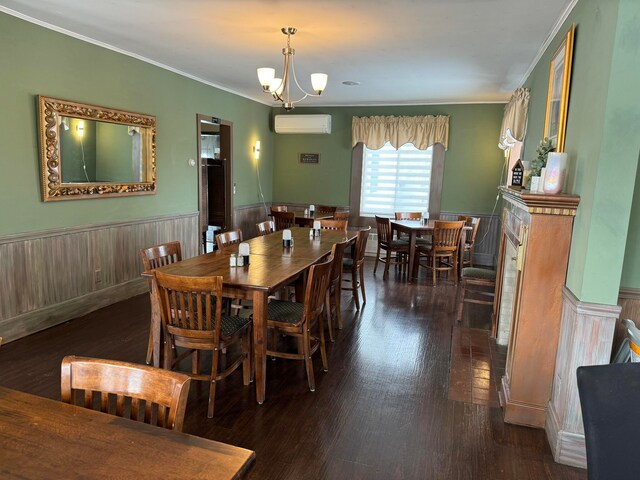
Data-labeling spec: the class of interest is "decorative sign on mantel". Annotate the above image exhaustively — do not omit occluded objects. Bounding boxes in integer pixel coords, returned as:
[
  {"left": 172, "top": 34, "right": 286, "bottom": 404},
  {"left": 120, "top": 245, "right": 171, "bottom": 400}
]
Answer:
[
  {"left": 299, "top": 153, "right": 320, "bottom": 164},
  {"left": 510, "top": 159, "right": 524, "bottom": 190}
]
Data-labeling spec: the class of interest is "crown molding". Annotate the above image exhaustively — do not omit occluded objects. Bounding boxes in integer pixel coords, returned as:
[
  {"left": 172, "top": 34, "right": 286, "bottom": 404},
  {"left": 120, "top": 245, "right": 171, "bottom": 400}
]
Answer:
[
  {"left": 0, "top": 6, "right": 273, "bottom": 107},
  {"left": 518, "top": 0, "right": 579, "bottom": 86}
]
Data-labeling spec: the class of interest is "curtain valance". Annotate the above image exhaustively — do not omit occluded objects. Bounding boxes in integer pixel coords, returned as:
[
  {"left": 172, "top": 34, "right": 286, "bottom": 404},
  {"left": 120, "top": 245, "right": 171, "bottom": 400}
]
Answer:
[
  {"left": 499, "top": 88, "right": 530, "bottom": 143},
  {"left": 352, "top": 115, "right": 449, "bottom": 150}
]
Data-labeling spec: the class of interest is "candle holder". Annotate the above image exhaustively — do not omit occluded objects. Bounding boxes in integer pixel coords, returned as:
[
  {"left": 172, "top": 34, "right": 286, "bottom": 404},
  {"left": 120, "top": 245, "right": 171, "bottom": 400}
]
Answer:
[
  {"left": 282, "top": 229, "right": 293, "bottom": 248},
  {"left": 238, "top": 242, "right": 250, "bottom": 265}
]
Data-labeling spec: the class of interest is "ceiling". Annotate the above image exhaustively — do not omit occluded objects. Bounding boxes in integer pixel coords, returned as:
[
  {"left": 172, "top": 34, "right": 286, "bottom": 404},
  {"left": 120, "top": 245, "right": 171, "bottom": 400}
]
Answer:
[{"left": 1, "top": 0, "right": 575, "bottom": 107}]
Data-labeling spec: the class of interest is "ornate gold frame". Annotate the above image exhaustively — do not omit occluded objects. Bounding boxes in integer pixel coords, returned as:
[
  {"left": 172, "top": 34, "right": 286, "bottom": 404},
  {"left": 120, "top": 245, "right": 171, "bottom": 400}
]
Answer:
[
  {"left": 543, "top": 24, "right": 575, "bottom": 152},
  {"left": 38, "top": 96, "right": 157, "bottom": 201}
]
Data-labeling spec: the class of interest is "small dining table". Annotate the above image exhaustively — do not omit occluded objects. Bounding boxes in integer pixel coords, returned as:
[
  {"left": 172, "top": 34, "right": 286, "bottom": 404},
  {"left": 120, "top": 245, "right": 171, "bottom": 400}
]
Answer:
[
  {"left": 391, "top": 219, "right": 471, "bottom": 282},
  {"left": 291, "top": 211, "right": 333, "bottom": 227},
  {"left": 147, "top": 228, "right": 358, "bottom": 405},
  {"left": 0, "top": 386, "right": 255, "bottom": 479}
]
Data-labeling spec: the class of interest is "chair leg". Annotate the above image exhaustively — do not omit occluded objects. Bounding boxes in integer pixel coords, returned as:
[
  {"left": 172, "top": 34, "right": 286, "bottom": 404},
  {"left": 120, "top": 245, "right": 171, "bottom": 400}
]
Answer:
[
  {"left": 318, "top": 312, "right": 329, "bottom": 372},
  {"left": 373, "top": 244, "right": 381, "bottom": 274},
  {"left": 303, "top": 326, "right": 316, "bottom": 392},
  {"left": 325, "top": 292, "right": 334, "bottom": 342},
  {"left": 456, "top": 280, "right": 465, "bottom": 323},
  {"left": 470, "top": 246, "right": 475, "bottom": 268},
  {"left": 352, "top": 268, "right": 360, "bottom": 311},
  {"left": 383, "top": 248, "right": 391, "bottom": 278},
  {"left": 359, "top": 265, "right": 367, "bottom": 306},
  {"left": 208, "top": 348, "right": 220, "bottom": 418},
  {"left": 192, "top": 350, "right": 201, "bottom": 375},
  {"left": 335, "top": 285, "right": 343, "bottom": 330},
  {"left": 271, "top": 328, "right": 278, "bottom": 359},
  {"left": 242, "top": 327, "right": 252, "bottom": 385},
  {"left": 145, "top": 324, "right": 154, "bottom": 365},
  {"left": 432, "top": 255, "right": 437, "bottom": 286}
]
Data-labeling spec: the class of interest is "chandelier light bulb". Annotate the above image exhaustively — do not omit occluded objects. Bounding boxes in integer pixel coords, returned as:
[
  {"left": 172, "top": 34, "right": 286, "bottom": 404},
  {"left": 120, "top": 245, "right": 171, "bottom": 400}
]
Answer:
[
  {"left": 257, "top": 67, "right": 275, "bottom": 91},
  {"left": 311, "top": 73, "right": 328, "bottom": 95}
]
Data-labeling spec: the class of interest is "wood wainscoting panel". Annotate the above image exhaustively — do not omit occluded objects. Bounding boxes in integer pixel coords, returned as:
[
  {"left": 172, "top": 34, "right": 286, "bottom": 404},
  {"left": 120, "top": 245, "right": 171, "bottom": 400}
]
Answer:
[
  {"left": 545, "top": 286, "right": 620, "bottom": 469},
  {"left": 0, "top": 213, "right": 198, "bottom": 343},
  {"left": 440, "top": 211, "right": 500, "bottom": 267},
  {"left": 234, "top": 203, "right": 271, "bottom": 240}
]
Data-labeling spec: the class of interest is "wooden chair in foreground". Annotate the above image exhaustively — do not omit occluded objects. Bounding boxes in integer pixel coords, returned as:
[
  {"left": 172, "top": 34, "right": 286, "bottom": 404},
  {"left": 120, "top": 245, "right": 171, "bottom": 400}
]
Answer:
[
  {"left": 215, "top": 229, "right": 243, "bottom": 249},
  {"left": 326, "top": 240, "right": 349, "bottom": 341},
  {"left": 374, "top": 216, "right": 409, "bottom": 278},
  {"left": 342, "top": 227, "right": 371, "bottom": 310},
  {"left": 154, "top": 272, "right": 252, "bottom": 418},
  {"left": 333, "top": 211, "right": 349, "bottom": 221},
  {"left": 272, "top": 211, "right": 295, "bottom": 231},
  {"left": 256, "top": 220, "right": 275, "bottom": 236},
  {"left": 458, "top": 216, "right": 481, "bottom": 267},
  {"left": 265, "top": 256, "right": 334, "bottom": 391},
  {"left": 416, "top": 220, "right": 465, "bottom": 285},
  {"left": 316, "top": 205, "right": 337, "bottom": 216},
  {"left": 139, "top": 241, "right": 183, "bottom": 365},
  {"left": 319, "top": 219, "right": 348, "bottom": 231},
  {"left": 61, "top": 356, "right": 191, "bottom": 432},
  {"left": 456, "top": 267, "right": 496, "bottom": 324}
]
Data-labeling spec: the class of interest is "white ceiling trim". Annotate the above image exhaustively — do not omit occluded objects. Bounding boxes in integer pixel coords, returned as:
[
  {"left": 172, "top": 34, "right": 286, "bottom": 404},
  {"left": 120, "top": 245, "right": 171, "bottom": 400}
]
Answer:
[
  {"left": 0, "top": 5, "right": 273, "bottom": 108},
  {"left": 302, "top": 100, "right": 508, "bottom": 108},
  {"left": 518, "top": 0, "right": 579, "bottom": 86}
]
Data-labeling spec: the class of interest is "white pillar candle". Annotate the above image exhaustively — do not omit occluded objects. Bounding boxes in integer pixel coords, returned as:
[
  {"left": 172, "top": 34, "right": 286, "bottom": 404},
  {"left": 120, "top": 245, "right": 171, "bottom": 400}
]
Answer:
[
  {"left": 282, "top": 229, "right": 292, "bottom": 241},
  {"left": 313, "top": 221, "right": 321, "bottom": 230},
  {"left": 238, "top": 242, "right": 250, "bottom": 256}
]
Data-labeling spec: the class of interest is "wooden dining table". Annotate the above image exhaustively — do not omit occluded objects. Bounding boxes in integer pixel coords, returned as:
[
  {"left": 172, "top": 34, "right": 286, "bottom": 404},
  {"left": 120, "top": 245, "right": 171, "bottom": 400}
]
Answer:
[
  {"left": 391, "top": 219, "right": 471, "bottom": 282},
  {"left": 0, "top": 386, "right": 255, "bottom": 479},
  {"left": 291, "top": 210, "right": 333, "bottom": 227},
  {"left": 147, "top": 227, "right": 358, "bottom": 405}
]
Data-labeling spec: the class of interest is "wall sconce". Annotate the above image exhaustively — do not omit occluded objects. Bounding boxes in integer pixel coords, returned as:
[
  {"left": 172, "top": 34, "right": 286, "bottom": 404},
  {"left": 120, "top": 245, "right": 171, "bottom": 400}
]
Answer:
[
  {"left": 253, "top": 140, "right": 261, "bottom": 161},
  {"left": 77, "top": 120, "right": 85, "bottom": 138}
]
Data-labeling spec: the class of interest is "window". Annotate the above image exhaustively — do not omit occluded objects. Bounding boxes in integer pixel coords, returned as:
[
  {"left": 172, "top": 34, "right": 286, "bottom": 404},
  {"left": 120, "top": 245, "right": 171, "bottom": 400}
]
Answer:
[{"left": 359, "top": 142, "right": 433, "bottom": 217}]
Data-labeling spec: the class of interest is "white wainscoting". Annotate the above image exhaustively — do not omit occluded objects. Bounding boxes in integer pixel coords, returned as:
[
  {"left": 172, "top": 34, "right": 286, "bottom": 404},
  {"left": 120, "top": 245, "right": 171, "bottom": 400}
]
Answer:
[{"left": 0, "top": 213, "right": 199, "bottom": 343}]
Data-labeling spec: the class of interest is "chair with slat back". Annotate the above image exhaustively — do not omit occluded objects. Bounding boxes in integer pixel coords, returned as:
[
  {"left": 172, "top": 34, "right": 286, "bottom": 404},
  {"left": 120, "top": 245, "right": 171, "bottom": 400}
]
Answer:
[
  {"left": 256, "top": 220, "right": 275, "bottom": 236},
  {"left": 270, "top": 205, "right": 288, "bottom": 214},
  {"left": 417, "top": 220, "right": 465, "bottom": 285},
  {"left": 342, "top": 227, "right": 371, "bottom": 310},
  {"left": 61, "top": 356, "right": 191, "bottom": 432},
  {"left": 319, "top": 219, "right": 348, "bottom": 231},
  {"left": 459, "top": 217, "right": 481, "bottom": 267},
  {"left": 265, "top": 256, "right": 333, "bottom": 391},
  {"left": 395, "top": 212, "right": 422, "bottom": 221},
  {"left": 139, "top": 241, "right": 183, "bottom": 364},
  {"left": 215, "top": 229, "right": 243, "bottom": 249},
  {"left": 316, "top": 205, "right": 337, "bottom": 216},
  {"left": 373, "top": 216, "right": 409, "bottom": 278},
  {"left": 326, "top": 240, "right": 349, "bottom": 341},
  {"left": 154, "top": 272, "right": 252, "bottom": 418},
  {"left": 272, "top": 211, "right": 295, "bottom": 231},
  {"left": 333, "top": 211, "right": 349, "bottom": 221}
]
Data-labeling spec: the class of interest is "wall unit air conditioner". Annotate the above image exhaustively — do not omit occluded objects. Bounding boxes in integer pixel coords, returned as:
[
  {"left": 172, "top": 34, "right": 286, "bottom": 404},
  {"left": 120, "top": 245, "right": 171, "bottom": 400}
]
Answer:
[{"left": 274, "top": 114, "right": 332, "bottom": 134}]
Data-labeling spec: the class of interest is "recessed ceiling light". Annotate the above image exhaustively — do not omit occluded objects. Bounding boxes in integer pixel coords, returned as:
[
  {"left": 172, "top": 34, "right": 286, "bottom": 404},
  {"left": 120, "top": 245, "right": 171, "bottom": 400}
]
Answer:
[{"left": 342, "top": 81, "right": 361, "bottom": 86}]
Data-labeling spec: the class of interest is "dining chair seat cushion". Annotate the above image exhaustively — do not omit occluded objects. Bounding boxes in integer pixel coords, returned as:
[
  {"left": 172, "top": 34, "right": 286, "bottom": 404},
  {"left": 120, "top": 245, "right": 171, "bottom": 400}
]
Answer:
[
  {"left": 343, "top": 257, "right": 354, "bottom": 270},
  {"left": 267, "top": 300, "right": 304, "bottom": 325},
  {"left": 462, "top": 267, "right": 496, "bottom": 281},
  {"left": 383, "top": 240, "right": 410, "bottom": 248},
  {"left": 220, "top": 315, "right": 251, "bottom": 338},
  {"left": 415, "top": 237, "right": 431, "bottom": 244}
]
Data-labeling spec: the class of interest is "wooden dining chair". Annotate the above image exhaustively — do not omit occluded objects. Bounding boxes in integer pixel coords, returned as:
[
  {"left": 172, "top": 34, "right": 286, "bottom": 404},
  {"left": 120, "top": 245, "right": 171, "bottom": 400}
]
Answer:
[
  {"left": 458, "top": 216, "right": 481, "bottom": 267},
  {"left": 256, "top": 220, "right": 275, "bottom": 236},
  {"left": 373, "top": 216, "right": 409, "bottom": 278},
  {"left": 319, "top": 219, "right": 348, "bottom": 231},
  {"left": 394, "top": 212, "right": 422, "bottom": 221},
  {"left": 139, "top": 241, "right": 183, "bottom": 364},
  {"left": 272, "top": 211, "right": 295, "bottom": 231},
  {"left": 270, "top": 205, "right": 288, "bottom": 214},
  {"left": 416, "top": 220, "right": 465, "bottom": 285},
  {"left": 61, "top": 356, "right": 191, "bottom": 432},
  {"left": 215, "top": 229, "right": 243, "bottom": 249},
  {"left": 326, "top": 240, "right": 349, "bottom": 341},
  {"left": 265, "top": 256, "right": 334, "bottom": 392},
  {"left": 154, "top": 271, "right": 252, "bottom": 418},
  {"left": 316, "top": 205, "right": 337, "bottom": 216},
  {"left": 342, "top": 226, "right": 370, "bottom": 310},
  {"left": 333, "top": 211, "right": 349, "bottom": 221},
  {"left": 456, "top": 267, "right": 496, "bottom": 324}
]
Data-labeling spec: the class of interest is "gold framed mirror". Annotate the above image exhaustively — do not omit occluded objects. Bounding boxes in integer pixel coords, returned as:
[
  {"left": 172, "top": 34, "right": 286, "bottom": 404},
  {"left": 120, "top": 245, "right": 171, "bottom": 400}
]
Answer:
[{"left": 38, "top": 96, "right": 156, "bottom": 201}]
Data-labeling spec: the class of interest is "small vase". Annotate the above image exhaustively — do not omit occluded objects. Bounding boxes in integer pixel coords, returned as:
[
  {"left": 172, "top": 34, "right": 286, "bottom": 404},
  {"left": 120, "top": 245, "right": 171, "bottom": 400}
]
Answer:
[
  {"left": 543, "top": 152, "right": 568, "bottom": 194},
  {"left": 530, "top": 176, "right": 541, "bottom": 192}
]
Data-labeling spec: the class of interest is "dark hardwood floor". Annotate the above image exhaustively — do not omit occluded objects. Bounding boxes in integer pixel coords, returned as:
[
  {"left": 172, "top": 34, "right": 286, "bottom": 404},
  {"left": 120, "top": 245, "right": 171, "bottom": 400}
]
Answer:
[{"left": 0, "top": 260, "right": 586, "bottom": 480}]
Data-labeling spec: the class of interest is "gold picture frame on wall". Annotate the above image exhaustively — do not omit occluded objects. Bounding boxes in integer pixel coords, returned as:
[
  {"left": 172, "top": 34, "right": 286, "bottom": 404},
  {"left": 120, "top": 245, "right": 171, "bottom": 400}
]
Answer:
[
  {"left": 543, "top": 24, "right": 575, "bottom": 152},
  {"left": 38, "top": 96, "right": 157, "bottom": 201}
]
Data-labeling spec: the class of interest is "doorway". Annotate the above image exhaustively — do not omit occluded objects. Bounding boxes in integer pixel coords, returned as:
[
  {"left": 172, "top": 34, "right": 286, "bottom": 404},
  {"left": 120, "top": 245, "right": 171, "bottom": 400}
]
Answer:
[{"left": 196, "top": 114, "right": 233, "bottom": 253}]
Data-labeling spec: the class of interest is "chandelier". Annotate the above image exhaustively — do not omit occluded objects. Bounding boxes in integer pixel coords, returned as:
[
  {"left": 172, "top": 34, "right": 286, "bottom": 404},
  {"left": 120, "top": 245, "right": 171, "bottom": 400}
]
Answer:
[{"left": 256, "top": 27, "right": 328, "bottom": 111}]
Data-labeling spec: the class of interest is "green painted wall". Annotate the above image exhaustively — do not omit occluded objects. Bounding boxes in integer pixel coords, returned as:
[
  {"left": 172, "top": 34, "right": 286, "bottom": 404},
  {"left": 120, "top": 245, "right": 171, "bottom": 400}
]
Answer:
[
  {"left": 0, "top": 12, "right": 274, "bottom": 237},
  {"left": 272, "top": 104, "right": 505, "bottom": 213},
  {"left": 521, "top": 0, "right": 640, "bottom": 302}
]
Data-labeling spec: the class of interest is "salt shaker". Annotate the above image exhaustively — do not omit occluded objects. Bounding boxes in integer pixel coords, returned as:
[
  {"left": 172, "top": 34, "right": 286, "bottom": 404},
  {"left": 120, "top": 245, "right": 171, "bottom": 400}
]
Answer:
[{"left": 229, "top": 253, "right": 237, "bottom": 267}]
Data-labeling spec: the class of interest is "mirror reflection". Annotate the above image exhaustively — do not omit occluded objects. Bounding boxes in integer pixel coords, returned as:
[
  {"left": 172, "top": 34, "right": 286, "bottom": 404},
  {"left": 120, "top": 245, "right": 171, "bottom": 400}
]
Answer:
[{"left": 59, "top": 117, "right": 146, "bottom": 184}]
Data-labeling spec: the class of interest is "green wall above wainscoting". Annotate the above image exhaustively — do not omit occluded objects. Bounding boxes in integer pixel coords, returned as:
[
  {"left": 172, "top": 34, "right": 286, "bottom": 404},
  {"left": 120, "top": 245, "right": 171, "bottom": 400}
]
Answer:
[
  {"left": 272, "top": 104, "right": 505, "bottom": 214},
  {"left": 0, "top": 12, "right": 274, "bottom": 237}
]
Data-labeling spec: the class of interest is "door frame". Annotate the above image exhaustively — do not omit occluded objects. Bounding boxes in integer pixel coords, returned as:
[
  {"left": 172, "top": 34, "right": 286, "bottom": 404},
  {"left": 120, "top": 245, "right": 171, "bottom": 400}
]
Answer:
[{"left": 196, "top": 114, "right": 233, "bottom": 245}]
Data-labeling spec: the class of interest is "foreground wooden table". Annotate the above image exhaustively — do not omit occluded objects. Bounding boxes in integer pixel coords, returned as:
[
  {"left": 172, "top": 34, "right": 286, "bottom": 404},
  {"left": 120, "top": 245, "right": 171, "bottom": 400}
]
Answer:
[
  {"left": 150, "top": 228, "right": 357, "bottom": 404},
  {"left": 391, "top": 220, "right": 471, "bottom": 281},
  {"left": 0, "top": 386, "right": 255, "bottom": 479}
]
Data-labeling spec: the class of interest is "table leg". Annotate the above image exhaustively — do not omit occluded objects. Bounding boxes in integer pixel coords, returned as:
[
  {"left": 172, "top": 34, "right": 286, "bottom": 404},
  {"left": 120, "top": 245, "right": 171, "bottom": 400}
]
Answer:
[
  {"left": 149, "top": 279, "right": 162, "bottom": 369},
  {"left": 252, "top": 290, "right": 268, "bottom": 404},
  {"left": 408, "top": 231, "right": 418, "bottom": 282},
  {"left": 458, "top": 229, "right": 468, "bottom": 281}
]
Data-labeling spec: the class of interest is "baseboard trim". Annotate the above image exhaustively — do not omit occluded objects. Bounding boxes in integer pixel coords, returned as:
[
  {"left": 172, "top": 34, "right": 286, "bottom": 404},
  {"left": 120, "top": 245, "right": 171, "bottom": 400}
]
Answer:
[
  {"left": 619, "top": 287, "right": 640, "bottom": 300},
  {"left": 0, "top": 278, "right": 147, "bottom": 343},
  {"left": 546, "top": 400, "right": 586, "bottom": 468}
]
